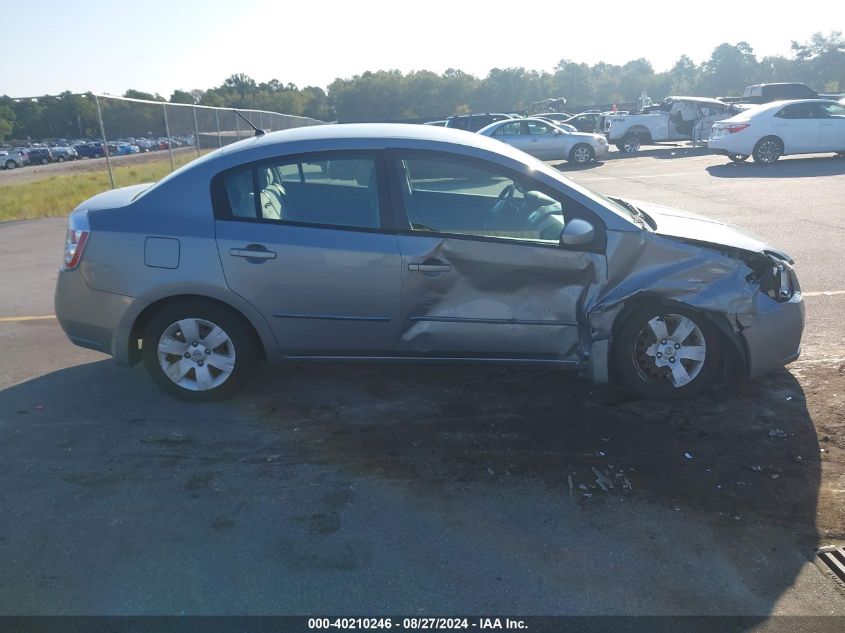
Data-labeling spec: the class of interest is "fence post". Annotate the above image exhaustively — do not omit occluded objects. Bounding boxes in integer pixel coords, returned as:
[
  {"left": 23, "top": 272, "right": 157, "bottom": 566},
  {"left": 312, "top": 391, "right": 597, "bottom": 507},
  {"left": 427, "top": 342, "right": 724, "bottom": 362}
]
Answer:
[
  {"left": 215, "top": 110, "right": 221, "bottom": 147},
  {"left": 162, "top": 103, "right": 175, "bottom": 172},
  {"left": 235, "top": 113, "right": 240, "bottom": 140},
  {"left": 193, "top": 106, "right": 201, "bottom": 157},
  {"left": 94, "top": 94, "right": 115, "bottom": 190}
]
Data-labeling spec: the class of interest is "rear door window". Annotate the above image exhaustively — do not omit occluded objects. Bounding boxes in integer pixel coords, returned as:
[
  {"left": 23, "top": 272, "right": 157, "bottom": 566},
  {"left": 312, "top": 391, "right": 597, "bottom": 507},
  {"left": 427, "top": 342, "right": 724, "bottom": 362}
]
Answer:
[{"left": 215, "top": 155, "right": 382, "bottom": 230}]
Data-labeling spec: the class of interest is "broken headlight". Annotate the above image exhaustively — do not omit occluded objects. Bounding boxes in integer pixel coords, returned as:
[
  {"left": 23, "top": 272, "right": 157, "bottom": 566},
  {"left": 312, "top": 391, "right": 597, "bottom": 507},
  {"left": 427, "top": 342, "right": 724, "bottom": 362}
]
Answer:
[{"left": 744, "top": 253, "right": 798, "bottom": 302}]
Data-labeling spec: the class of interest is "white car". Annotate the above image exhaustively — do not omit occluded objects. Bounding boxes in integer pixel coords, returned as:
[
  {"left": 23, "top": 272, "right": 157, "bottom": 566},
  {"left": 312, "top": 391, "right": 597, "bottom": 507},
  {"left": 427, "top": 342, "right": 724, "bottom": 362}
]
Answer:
[
  {"left": 478, "top": 118, "right": 609, "bottom": 164},
  {"left": 709, "top": 99, "right": 845, "bottom": 164}
]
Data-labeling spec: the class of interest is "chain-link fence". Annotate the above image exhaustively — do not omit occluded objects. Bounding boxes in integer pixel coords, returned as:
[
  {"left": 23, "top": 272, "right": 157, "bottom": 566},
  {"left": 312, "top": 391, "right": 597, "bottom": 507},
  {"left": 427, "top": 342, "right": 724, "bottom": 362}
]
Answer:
[{"left": 0, "top": 93, "right": 325, "bottom": 220}]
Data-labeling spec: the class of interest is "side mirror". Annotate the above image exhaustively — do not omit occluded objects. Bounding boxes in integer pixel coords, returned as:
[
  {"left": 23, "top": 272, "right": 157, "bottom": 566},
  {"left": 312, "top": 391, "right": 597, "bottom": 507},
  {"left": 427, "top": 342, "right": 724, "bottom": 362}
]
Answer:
[{"left": 560, "top": 218, "right": 595, "bottom": 247}]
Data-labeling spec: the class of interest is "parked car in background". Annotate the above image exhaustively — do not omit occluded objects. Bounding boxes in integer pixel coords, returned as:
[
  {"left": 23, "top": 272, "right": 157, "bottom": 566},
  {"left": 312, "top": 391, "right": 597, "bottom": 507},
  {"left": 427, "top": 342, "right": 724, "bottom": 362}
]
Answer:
[
  {"left": 478, "top": 117, "right": 608, "bottom": 164},
  {"left": 722, "top": 83, "right": 820, "bottom": 105},
  {"left": 0, "top": 150, "right": 25, "bottom": 169},
  {"left": 445, "top": 113, "right": 514, "bottom": 132},
  {"left": 135, "top": 138, "right": 156, "bottom": 151},
  {"left": 533, "top": 117, "right": 578, "bottom": 133},
  {"left": 604, "top": 97, "right": 741, "bottom": 151},
  {"left": 54, "top": 124, "right": 804, "bottom": 402},
  {"left": 74, "top": 143, "right": 106, "bottom": 159},
  {"left": 14, "top": 148, "right": 31, "bottom": 165},
  {"left": 709, "top": 99, "right": 845, "bottom": 164},
  {"left": 532, "top": 112, "right": 574, "bottom": 123},
  {"left": 50, "top": 146, "right": 78, "bottom": 162},
  {"left": 562, "top": 111, "right": 604, "bottom": 133},
  {"left": 27, "top": 148, "right": 54, "bottom": 165}
]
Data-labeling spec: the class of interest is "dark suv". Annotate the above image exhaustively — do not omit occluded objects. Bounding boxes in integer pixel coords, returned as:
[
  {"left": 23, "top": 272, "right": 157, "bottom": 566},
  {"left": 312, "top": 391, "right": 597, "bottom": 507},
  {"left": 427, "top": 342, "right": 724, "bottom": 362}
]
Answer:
[
  {"left": 444, "top": 113, "right": 514, "bottom": 132},
  {"left": 27, "top": 148, "right": 54, "bottom": 165},
  {"left": 74, "top": 143, "right": 106, "bottom": 159}
]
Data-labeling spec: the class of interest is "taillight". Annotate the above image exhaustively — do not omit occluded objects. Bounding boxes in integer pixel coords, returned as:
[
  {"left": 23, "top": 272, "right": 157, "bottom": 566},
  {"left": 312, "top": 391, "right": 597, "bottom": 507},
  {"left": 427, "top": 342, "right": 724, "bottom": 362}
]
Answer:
[
  {"left": 63, "top": 229, "right": 89, "bottom": 270},
  {"left": 726, "top": 123, "right": 750, "bottom": 134}
]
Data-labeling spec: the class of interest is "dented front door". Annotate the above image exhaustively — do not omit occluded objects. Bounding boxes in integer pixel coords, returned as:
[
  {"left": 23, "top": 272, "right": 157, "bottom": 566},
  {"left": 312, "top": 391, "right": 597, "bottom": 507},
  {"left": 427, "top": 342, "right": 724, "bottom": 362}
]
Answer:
[{"left": 395, "top": 234, "right": 601, "bottom": 361}]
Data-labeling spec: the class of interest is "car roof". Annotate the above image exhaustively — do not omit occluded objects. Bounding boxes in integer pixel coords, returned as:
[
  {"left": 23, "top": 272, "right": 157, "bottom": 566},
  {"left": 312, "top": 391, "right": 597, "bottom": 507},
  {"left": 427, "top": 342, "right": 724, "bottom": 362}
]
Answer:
[
  {"left": 664, "top": 96, "right": 728, "bottom": 105},
  {"left": 742, "top": 98, "right": 840, "bottom": 114},
  {"left": 219, "top": 123, "right": 531, "bottom": 158}
]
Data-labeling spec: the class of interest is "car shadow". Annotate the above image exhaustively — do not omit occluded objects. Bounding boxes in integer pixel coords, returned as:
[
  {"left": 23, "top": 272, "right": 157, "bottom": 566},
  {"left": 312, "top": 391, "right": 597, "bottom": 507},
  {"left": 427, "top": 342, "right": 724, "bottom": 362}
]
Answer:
[
  {"left": 605, "top": 146, "right": 711, "bottom": 161},
  {"left": 0, "top": 360, "right": 826, "bottom": 617},
  {"left": 707, "top": 155, "right": 845, "bottom": 178}
]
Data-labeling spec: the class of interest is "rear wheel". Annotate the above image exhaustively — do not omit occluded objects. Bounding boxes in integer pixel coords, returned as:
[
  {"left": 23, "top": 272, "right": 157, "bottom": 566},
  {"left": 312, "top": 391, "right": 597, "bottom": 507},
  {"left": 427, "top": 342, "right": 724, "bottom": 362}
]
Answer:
[
  {"left": 4, "top": 160, "right": 15, "bottom": 170},
  {"left": 56, "top": 156, "right": 65, "bottom": 162},
  {"left": 569, "top": 143, "right": 594, "bottom": 164},
  {"left": 612, "top": 304, "right": 722, "bottom": 400},
  {"left": 753, "top": 137, "right": 783, "bottom": 164},
  {"left": 620, "top": 132, "right": 643, "bottom": 153},
  {"left": 142, "top": 300, "right": 259, "bottom": 402},
  {"left": 727, "top": 154, "right": 749, "bottom": 163}
]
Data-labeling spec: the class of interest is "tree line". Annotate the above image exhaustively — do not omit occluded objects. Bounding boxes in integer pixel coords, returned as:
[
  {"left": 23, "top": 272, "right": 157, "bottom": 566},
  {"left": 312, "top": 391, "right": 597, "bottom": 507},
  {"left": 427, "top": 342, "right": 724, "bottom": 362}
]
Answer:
[{"left": 1, "top": 32, "right": 843, "bottom": 141}]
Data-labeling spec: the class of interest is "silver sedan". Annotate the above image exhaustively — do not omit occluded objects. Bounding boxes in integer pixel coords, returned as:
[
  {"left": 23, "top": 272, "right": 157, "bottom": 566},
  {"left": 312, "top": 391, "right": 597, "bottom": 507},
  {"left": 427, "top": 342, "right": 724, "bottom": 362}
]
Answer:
[
  {"left": 55, "top": 124, "right": 803, "bottom": 402},
  {"left": 478, "top": 117, "right": 609, "bottom": 164}
]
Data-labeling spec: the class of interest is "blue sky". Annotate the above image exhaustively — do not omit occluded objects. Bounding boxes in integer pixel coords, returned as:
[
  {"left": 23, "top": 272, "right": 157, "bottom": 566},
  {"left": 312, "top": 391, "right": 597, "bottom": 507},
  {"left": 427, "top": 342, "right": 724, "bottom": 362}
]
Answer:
[{"left": 2, "top": 0, "right": 840, "bottom": 97}]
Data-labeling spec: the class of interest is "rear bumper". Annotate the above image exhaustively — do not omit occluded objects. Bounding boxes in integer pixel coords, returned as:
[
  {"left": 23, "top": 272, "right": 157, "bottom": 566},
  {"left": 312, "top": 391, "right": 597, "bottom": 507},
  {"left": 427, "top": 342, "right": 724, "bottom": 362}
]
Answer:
[
  {"left": 741, "top": 291, "right": 805, "bottom": 379},
  {"left": 54, "top": 268, "right": 142, "bottom": 363}
]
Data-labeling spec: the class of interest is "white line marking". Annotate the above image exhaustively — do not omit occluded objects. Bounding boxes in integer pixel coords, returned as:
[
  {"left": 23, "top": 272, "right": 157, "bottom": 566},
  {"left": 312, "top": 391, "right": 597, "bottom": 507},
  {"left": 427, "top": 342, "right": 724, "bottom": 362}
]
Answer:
[{"left": 570, "top": 171, "right": 707, "bottom": 182}]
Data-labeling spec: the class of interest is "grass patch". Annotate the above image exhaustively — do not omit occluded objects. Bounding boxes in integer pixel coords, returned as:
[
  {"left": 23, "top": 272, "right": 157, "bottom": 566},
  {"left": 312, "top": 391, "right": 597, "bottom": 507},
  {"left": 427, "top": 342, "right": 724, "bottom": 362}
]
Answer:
[{"left": 0, "top": 153, "right": 202, "bottom": 222}]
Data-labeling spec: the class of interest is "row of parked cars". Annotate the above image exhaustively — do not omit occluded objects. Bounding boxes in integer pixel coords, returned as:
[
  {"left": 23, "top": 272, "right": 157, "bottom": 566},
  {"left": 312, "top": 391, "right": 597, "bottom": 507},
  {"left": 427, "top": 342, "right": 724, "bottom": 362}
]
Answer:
[
  {"left": 0, "top": 135, "right": 196, "bottom": 170},
  {"left": 425, "top": 83, "right": 845, "bottom": 165}
]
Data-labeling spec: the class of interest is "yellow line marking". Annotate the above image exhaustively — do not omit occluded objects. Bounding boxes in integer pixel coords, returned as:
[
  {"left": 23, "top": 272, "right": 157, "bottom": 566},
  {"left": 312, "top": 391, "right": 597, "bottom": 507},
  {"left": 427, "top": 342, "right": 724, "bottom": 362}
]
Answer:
[
  {"left": 804, "top": 290, "right": 845, "bottom": 297},
  {"left": 0, "top": 291, "right": 841, "bottom": 323},
  {"left": 0, "top": 315, "right": 56, "bottom": 323}
]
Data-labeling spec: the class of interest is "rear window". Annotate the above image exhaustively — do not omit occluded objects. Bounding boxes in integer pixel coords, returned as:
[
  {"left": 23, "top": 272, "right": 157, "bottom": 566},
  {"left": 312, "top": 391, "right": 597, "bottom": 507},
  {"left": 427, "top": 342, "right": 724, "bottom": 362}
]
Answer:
[{"left": 213, "top": 155, "right": 382, "bottom": 230}]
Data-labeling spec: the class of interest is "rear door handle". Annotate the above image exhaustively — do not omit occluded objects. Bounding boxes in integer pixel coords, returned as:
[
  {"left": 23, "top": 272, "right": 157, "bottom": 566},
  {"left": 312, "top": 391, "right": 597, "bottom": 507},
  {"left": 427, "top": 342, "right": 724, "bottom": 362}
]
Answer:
[
  {"left": 409, "top": 262, "right": 451, "bottom": 273},
  {"left": 230, "top": 247, "right": 276, "bottom": 260}
]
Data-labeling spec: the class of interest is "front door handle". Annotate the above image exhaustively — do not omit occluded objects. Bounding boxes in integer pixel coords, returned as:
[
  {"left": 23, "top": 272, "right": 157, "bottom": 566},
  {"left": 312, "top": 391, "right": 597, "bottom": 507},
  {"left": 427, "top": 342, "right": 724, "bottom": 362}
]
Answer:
[{"left": 409, "top": 261, "right": 451, "bottom": 273}]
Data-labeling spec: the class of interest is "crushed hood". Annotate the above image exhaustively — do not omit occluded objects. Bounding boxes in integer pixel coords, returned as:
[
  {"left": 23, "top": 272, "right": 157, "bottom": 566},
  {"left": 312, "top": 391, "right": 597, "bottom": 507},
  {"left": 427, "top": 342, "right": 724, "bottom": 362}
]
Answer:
[{"left": 621, "top": 198, "right": 793, "bottom": 263}]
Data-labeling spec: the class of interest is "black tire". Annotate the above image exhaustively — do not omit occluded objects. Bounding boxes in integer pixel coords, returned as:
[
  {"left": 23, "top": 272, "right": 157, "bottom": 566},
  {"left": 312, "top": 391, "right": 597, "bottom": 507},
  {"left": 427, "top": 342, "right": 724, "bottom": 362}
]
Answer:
[
  {"left": 727, "top": 154, "right": 749, "bottom": 163},
  {"left": 40, "top": 158, "right": 48, "bottom": 165},
  {"left": 4, "top": 160, "right": 15, "bottom": 170},
  {"left": 611, "top": 303, "right": 722, "bottom": 400},
  {"left": 569, "top": 143, "right": 595, "bottom": 164},
  {"left": 752, "top": 136, "right": 783, "bottom": 164},
  {"left": 621, "top": 132, "right": 643, "bottom": 153},
  {"left": 142, "top": 299, "right": 259, "bottom": 402},
  {"left": 57, "top": 156, "right": 65, "bottom": 162}
]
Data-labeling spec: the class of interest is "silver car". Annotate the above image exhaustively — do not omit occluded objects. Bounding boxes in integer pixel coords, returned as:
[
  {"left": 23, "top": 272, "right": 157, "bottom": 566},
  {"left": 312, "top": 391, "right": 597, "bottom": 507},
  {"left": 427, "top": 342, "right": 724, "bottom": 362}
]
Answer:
[
  {"left": 478, "top": 118, "right": 609, "bottom": 164},
  {"left": 55, "top": 124, "right": 804, "bottom": 402}
]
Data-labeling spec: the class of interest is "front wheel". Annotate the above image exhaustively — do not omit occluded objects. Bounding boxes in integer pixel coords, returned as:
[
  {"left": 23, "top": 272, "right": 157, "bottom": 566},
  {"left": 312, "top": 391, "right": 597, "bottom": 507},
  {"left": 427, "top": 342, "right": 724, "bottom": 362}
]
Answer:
[
  {"left": 4, "top": 160, "right": 15, "bottom": 170},
  {"left": 612, "top": 304, "right": 722, "bottom": 400},
  {"left": 569, "top": 143, "right": 594, "bottom": 164},
  {"left": 142, "top": 300, "right": 259, "bottom": 402},
  {"left": 727, "top": 154, "right": 749, "bottom": 163}
]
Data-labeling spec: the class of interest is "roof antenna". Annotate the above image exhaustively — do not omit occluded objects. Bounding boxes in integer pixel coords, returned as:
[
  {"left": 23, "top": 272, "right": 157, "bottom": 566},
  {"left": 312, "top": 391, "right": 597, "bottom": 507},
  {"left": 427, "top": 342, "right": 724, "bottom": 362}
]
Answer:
[{"left": 233, "top": 110, "right": 265, "bottom": 137}]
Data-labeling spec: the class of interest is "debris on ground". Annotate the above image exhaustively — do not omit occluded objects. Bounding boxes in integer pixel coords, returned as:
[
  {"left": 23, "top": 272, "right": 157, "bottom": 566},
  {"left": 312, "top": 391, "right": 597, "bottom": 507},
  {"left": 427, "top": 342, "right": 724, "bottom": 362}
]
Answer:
[
  {"left": 769, "top": 429, "right": 788, "bottom": 438},
  {"left": 568, "top": 475, "right": 573, "bottom": 497},
  {"left": 684, "top": 452, "right": 693, "bottom": 459}
]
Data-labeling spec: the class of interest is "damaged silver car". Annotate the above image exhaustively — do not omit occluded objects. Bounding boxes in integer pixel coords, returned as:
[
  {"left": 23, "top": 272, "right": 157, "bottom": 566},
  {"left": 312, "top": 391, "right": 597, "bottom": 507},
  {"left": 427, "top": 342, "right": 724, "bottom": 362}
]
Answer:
[{"left": 55, "top": 124, "right": 804, "bottom": 401}]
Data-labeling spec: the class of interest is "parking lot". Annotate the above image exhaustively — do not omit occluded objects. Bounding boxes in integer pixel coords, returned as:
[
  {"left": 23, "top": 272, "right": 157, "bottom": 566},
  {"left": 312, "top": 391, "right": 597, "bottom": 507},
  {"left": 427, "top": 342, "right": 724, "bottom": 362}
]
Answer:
[{"left": 0, "top": 150, "right": 844, "bottom": 617}]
